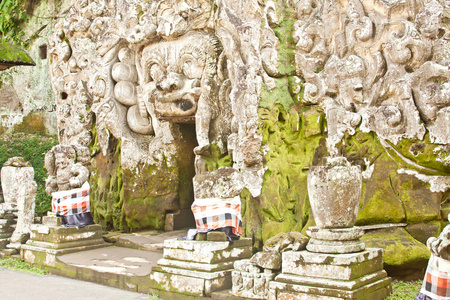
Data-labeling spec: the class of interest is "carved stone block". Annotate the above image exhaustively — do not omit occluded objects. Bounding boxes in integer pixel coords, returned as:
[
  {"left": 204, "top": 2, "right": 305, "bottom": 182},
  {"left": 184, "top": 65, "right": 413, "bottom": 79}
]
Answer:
[
  {"left": 150, "top": 238, "right": 252, "bottom": 297},
  {"left": 268, "top": 249, "right": 392, "bottom": 300}
]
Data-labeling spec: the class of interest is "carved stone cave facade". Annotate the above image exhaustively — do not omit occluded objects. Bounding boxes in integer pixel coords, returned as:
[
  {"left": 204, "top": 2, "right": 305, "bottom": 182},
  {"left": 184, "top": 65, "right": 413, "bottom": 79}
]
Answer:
[{"left": 48, "top": 0, "right": 450, "bottom": 250}]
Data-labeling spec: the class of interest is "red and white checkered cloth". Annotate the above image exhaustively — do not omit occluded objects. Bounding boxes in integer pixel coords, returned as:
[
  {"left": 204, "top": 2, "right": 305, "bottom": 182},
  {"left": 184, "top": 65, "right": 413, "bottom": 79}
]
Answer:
[
  {"left": 51, "top": 182, "right": 90, "bottom": 217},
  {"left": 191, "top": 196, "right": 243, "bottom": 236},
  {"left": 420, "top": 254, "right": 450, "bottom": 300}
]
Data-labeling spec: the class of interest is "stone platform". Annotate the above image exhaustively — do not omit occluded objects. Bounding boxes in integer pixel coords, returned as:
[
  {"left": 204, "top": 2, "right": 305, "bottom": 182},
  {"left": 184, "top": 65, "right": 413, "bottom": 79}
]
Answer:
[
  {"left": 21, "top": 229, "right": 187, "bottom": 294},
  {"left": 21, "top": 223, "right": 109, "bottom": 267},
  {"left": 150, "top": 238, "right": 253, "bottom": 297},
  {"left": 268, "top": 249, "right": 392, "bottom": 299}
]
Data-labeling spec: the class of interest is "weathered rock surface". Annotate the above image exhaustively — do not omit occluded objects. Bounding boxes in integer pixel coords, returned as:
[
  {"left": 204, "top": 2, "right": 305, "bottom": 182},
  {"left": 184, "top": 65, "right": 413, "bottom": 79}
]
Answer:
[
  {"left": 361, "top": 227, "right": 431, "bottom": 280},
  {"left": 37, "top": 0, "right": 450, "bottom": 253},
  {"left": 1, "top": 157, "right": 37, "bottom": 248},
  {"left": 263, "top": 232, "right": 308, "bottom": 253}
]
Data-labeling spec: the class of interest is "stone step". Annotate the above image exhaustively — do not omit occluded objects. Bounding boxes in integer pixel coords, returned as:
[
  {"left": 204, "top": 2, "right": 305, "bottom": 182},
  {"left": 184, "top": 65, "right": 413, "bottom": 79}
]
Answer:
[
  {"left": 49, "top": 246, "right": 164, "bottom": 294},
  {"left": 211, "top": 289, "right": 248, "bottom": 299},
  {"left": 111, "top": 229, "right": 189, "bottom": 253}
]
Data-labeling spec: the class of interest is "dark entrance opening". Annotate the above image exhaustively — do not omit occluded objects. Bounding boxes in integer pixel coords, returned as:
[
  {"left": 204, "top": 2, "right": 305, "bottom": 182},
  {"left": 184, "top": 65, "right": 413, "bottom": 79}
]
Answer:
[{"left": 165, "top": 122, "right": 197, "bottom": 231}]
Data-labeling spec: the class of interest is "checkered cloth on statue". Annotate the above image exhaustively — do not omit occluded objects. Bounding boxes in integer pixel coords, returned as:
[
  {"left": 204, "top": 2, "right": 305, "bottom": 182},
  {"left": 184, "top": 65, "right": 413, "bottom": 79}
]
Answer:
[
  {"left": 51, "top": 181, "right": 91, "bottom": 217},
  {"left": 191, "top": 196, "right": 243, "bottom": 237},
  {"left": 416, "top": 254, "right": 450, "bottom": 300}
]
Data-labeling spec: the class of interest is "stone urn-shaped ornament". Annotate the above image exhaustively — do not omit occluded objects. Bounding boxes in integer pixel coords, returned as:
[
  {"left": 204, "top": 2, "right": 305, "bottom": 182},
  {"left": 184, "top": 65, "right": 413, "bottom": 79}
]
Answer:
[{"left": 306, "top": 156, "right": 365, "bottom": 254}]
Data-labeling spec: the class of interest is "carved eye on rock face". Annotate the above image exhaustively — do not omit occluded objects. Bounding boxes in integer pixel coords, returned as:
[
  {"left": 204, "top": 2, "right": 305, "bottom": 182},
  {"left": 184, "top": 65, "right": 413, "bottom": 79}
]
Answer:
[
  {"left": 149, "top": 64, "right": 165, "bottom": 82},
  {"left": 182, "top": 59, "right": 204, "bottom": 79}
]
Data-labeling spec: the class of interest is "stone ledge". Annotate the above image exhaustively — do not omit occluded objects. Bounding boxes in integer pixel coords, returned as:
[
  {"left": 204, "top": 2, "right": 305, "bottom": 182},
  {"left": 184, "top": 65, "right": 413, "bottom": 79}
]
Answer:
[
  {"left": 157, "top": 257, "right": 234, "bottom": 272},
  {"left": 150, "top": 269, "right": 232, "bottom": 297},
  {"left": 268, "top": 277, "right": 392, "bottom": 300},
  {"left": 274, "top": 270, "right": 388, "bottom": 291},
  {"left": 282, "top": 249, "right": 384, "bottom": 281},
  {"left": 21, "top": 241, "right": 111, "bottom": 256},
  {"left": 25, "top": 237, "right": 108, "bottom": 250},
  {"left": 163, "top": 237, "right": 252, "bottom": 251}
]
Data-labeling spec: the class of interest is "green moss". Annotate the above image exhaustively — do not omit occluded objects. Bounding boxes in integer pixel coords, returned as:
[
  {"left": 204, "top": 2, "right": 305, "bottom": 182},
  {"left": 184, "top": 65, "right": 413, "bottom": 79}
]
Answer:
[
  {"left": 0, "top": 258, "right": 47, "bottom": 275},
  {"left": 256, "top": 102, "right": 326, "bottom": 246},
  {"left": 388, "top": 280, "right": 423, "bottom": 300},
  {"left": 260, "top": 78, "right": 295, "bottom": 111},
  {"left": 0, "top": 0, "right": 29, "bottom": 46},
  {"left": 89, "top": 130, "right": 127, "bottom": 231},
  {"left": 201, "top": 144, "right": 232, "bottom": 172},
  {"left": 361, "top": 228, "right": 430, "bottom": 268},
  {"left": 356, "top": 153, "right": 407, "bottom": 225},
  {"left": 0, "top": 40, "right": 34, "bottom": 65},
  {"left": 383, "top": 133, "right": 449, "bottom": 175},
  {"left": 0, "top": 133, "right": 58, "bottom": 215},
  {"left": 271, "top": 0, "right": 296, "bottom": 76},
  {"left": 122, "top": 159, "right": 179, "bottom": 231},
  {"left": 13, "top": 113, "right": 46, "bottom": 134}
]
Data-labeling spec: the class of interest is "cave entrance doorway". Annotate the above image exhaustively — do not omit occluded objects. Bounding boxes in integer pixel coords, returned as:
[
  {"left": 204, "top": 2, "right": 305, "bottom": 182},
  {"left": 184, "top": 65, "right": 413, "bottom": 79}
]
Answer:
[{"left": 164, "top": 122, "right": 197, "bottom": 231}]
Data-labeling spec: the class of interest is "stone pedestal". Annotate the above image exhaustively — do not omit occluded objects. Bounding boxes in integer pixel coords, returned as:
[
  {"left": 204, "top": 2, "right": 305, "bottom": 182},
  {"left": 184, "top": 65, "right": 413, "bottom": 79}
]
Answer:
[
  {"left": 268, "top": 249, "right": 392, "bottom": 300},
  {"left": 232, "top": 262, "right": 277, "bottom": 299},
  {"left": 306, "top": 226, "right": 365, "bottom": 254},
  {"left": 21, "top": 216, "right": 109, "bottom": 267},
  {"left": 150, "top": 238, "right": 252, "bottom": 297},
  {"left": 0, "top": 207, "right": 17, "bottom": 250}
]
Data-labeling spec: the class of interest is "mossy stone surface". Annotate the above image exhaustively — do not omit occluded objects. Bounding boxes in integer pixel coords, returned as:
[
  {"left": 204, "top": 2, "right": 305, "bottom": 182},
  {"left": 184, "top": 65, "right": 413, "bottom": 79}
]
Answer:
[
  {"left": 394, "top": 172, "right": 442, "bottom": 222},
  {"left": 356, "top": 155, "right": 406, "bottom": 225},
  {"left": 0, "top": 40, "right": 35, "bottom": 67},
  {"left": 406, "top": 221, "right": 441, "bottom": 244},
  {"left": 361, "top": 227, "right": 430, "bottom": 279},
  {"left": 89, "top": 136, "right": 127, "bottom": 231},
  {"left": 13, "top": 113, "right": 47, "bottom": 134}
]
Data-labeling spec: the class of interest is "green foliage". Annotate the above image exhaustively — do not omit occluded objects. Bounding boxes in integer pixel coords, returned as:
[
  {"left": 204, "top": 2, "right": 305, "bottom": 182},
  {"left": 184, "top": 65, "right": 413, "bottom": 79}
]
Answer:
[
  {"left": 0, "top": 258, "right": 48, "bottom": 275},
  {"left": 0, "top": 0, "right": 29, "bottom": 46},
  {"left": 0, "top": 133, "right": 58, "bottom": 215},
  {"left": 387, "top": 280, "right": 423, "bottom": 300}
]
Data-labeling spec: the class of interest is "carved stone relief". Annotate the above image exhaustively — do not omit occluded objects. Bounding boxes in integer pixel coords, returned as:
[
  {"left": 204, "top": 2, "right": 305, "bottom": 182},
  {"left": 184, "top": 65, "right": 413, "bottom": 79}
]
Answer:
[{"left": 48, "top": 0, "right": 449, "bottom": 235}]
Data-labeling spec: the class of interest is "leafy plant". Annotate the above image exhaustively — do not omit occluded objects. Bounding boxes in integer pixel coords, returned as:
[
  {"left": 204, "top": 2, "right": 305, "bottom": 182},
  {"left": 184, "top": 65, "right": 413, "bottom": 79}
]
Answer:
[
  {"left": 387, "top": 280, "right": 423, "bottom": 300},
  {"left": 0, "top": 0, "right": 29, "bottom": 46},
  {"left": 0, "top": 133, "right": 58, "bottom": 216},
  {"left": 0, "top": 258, "right": 47, "bottom": 275}
]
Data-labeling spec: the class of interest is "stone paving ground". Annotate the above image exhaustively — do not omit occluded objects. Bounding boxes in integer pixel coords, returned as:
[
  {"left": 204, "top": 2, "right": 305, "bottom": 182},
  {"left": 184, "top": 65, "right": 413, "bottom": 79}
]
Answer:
[
  {"left": 0, "top": 267, "right": 151, "bottom": 300},
  {"left": 0, "top": 229, "right": 191, "bottom": 299}
]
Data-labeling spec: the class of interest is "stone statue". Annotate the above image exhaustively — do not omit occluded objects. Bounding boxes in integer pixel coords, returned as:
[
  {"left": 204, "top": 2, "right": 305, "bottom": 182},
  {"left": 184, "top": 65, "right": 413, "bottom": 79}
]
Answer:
[
  {"left": 45, "top": 145, "right": 90, "bottom": 195},
  {"left": 137, "top": 32, "right": 223, "bottom": 155},
  {"left": 0, "top": 157, "right": 37, "bottom": 250},
  {"left": 44, "top": 145, "right": 93, "bottom": 227}
]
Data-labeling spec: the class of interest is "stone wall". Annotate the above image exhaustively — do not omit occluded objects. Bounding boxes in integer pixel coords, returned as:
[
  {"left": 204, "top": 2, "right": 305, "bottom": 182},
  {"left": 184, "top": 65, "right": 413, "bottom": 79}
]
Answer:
[
  {"left": 42, "top": 0, "right": 450, "bottom": 251},
  {"left": 0, "top": 0, "right": 74, "bottom": 135}
]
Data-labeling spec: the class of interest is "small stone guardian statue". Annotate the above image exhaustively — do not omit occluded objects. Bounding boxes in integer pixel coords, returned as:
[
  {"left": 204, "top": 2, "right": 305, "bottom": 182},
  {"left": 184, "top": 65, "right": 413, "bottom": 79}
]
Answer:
[{"left": 45, "top": 145, "right": 94, "bottom": 227}]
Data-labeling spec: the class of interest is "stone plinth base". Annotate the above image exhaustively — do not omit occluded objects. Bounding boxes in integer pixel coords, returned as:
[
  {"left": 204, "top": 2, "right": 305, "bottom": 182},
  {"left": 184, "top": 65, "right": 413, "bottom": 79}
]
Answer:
[
  {"left": 150, "top": 238, "right": 252, "bottom": 297},
  {"left": 232, "top": 269, "right": 276, "bottom": 299},
  {"left": 21, "top": 224, "right": 109, "bottom": 267},
  {"left": 268, "top": 249, "right": 392, "bottom": 300}
]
